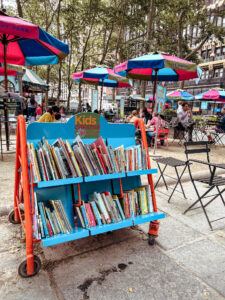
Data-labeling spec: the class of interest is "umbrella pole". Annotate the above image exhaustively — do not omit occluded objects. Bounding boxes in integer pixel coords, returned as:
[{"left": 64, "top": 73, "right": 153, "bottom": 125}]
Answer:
[
  {"left": 100, "top": 80, "right": 104, "bottom": 113},
  {"left": 152, "top": 69, "right": 159, "bottom": 154},
  {"left": 2, "top": 35, "right": 9, "bottom": 151},
  {"left": 152, "top": 68, "right": 158, "bottom": 112}
]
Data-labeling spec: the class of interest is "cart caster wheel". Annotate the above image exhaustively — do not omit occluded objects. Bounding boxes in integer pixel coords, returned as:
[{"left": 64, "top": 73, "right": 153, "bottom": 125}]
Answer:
[
  {"left": 148, "top": 234, "right": 156, "bottom": 246},
  {"left": 8, "top": 209, "right": 24, "bottom": 224},
  {"left": 18, "top": 255, "right": 41, "bottom": 278}
]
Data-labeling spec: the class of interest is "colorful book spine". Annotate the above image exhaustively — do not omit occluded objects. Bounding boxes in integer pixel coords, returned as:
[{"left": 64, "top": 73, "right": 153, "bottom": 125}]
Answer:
[
  {"left": 75, "top": 207, "right": 85, "bottom": 228},
  {"left": 39, "top": 215, "right": 45, "bottom": 238},
  {"left": 57, "top": 200, "right": 73, "bottom": 232},
  {"left": 38, "top": 202, "right": 49, "bottom": 238},
  {"left": 113, "top": 196, "right": 125, "bottom": 220},
  {"left": 53, "top": 210, "right": 63, "bottom": 233},
  {"left": 45, "top": 207, "right": 56, "bottom": 235},
  {"left": 94, "top": 192, "right": 111, "bottom": 223},
  {"left": 49, "top": 200, "right": 66, "bottom": 234},
  {"left": 80, "top": 204, "right": 90, "bottom": 228},
  {"left": 47, "top": 221, "right": 54, "bottom": 236},
  {"left": 85, "top": 203, "right": 96, "bottom": 227},
  {"left": 90, "top": 201, "right": 102, "bottom": 225}
]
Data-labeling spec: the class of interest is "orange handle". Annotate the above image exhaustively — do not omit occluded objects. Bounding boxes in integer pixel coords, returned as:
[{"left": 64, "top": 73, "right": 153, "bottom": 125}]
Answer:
[
  {"left": 134, "top": 119, "right": 158, "bottom": 212},
  {"left": 29, "top": 163, "right": 35, "bottom": 215}
]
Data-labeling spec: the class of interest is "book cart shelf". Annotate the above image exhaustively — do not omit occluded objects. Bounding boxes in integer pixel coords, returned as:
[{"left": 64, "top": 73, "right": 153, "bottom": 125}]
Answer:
[{"left": 10, "top": 113, "right": 165, "bottom": 277}]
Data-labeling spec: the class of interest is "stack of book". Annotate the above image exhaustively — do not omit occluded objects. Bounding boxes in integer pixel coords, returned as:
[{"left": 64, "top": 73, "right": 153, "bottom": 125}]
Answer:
[
  {"left": 27, "top": 136, "right": 147, "bottom": 182},
  {"left": 37, "top": 199, "right": 72, "bottom": 239},
  {"left": 75, "top": 186, "right": 153, "bottom": 229},
  {"left": 28, "top": 136, "right": 148, "bottom": 182}
]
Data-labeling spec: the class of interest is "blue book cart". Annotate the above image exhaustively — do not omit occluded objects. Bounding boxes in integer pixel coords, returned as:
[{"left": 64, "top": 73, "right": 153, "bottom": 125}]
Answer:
[{"left": 10, "top": 113, "right": 165, "bottom": 277}]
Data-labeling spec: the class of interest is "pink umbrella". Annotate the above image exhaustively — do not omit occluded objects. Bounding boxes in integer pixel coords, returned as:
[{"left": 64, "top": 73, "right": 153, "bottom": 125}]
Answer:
[
  {"left": 72, "top": 67, "right": 131, "bottom": 112},
  {"left": 0, "top": 12, "right": 69, "bottom": 91}
]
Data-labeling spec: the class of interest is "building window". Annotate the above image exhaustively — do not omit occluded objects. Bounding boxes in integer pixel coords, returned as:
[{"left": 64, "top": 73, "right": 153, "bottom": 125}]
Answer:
[
  {"left": 202, "top": 51, "right": 207, "bottom": 59},
  {"left": 219, "top": 68, "right": 224, "bottom": 78},
  {"left": 216, "top": 48, "right": 221, "bottom": 56},
  {"left": 222, "top": 47, "right": 225, "bottom": 56},
  {"left": 223, "top": 18, "right": 225, "bottom": 27},
  {"left": 208, "top": 49, "right": 212, "bottom": 58},
  {"left": 217, "top": 17, "right": 222, "bottom": 26},
  {"left": 205, "top": 70, "right": 209, "bottom": 79}
]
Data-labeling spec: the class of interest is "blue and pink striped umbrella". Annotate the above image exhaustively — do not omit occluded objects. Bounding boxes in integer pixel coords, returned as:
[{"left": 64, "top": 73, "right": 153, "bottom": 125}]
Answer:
[
  {"left": 114, "top": 52, "right": 198, "bottom": 81},
  {"left": 167, "top": 89, "right": 194, "bottom": 101},
  {"left": 72, "top": 67, "right": 131, "bottom": 88},
  {"left": 195, "top": 88, "right": 225, "bottom": 102},
  {"left": 0, "top": 12, "right": 69, "bottom": 91},
  {"left": 72, "top": 67, "right": 131, "bottom": 112}
]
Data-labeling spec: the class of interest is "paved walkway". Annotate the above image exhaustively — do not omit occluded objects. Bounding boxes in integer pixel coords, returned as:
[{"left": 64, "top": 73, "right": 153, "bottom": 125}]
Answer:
[{"left": 1, "top": 177, "right": 225, "bottom": 300}]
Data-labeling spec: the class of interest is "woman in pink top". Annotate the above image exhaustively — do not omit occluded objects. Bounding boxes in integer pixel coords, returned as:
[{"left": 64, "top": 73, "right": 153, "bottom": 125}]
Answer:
[
  {"left": 36, "top": 104, "right": 42, "bottom": 120},
  {"left": 145, "top": 113, "right": 165, "bottom": 146}
]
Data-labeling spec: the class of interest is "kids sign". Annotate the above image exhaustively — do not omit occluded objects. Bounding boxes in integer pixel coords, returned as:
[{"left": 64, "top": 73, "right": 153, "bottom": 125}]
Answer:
[{"left": 75, "top": 113, "right": 100, "bottom": 139}]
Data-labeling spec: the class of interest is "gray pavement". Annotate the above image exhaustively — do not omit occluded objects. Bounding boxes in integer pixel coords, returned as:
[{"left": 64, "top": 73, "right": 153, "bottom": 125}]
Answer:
[{"left": 1, "top": 178, "right": 225, "bottom": 299}]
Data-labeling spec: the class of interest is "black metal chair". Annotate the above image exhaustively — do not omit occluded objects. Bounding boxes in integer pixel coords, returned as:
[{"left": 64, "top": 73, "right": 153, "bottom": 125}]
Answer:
[{"left": 184, "top": 141, "right": 225, "bottom": 230}]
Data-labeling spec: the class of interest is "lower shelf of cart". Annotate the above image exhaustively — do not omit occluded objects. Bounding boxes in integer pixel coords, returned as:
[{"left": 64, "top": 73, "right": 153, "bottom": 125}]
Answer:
[
  {"left": 132, "top": 212, "right": 165, "bottom": 225},
  {"left": 42, "top": 227, "right": 89, "bottom": 247},
  {"left": 89, "top": 218, "right": 134, "bottom": 235},
  {"left": 41, "top": 212, "right": 165, "bottom": 247}
]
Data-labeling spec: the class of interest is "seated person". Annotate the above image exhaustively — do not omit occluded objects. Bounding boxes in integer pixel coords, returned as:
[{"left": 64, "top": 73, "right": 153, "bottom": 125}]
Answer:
[
  {"left": 177, "top": 101, "right": 183, "bottom": 114},
  {"left": 145, "top": 112, "right": 165, "bottom": 146},
  {"left": 38, "top": 106, "right": 59, "bottom": 123},
  {"left": 126, "top": 110, "right": 139, "bottom": 123},
  {"left": 206, "top": 107, "right": 225, "bottom": 143},
  {"left": 54, "top": 113, "right": 62, "bottom": 123},
  {"left": 177, "top": 103, "right": 193, "bottom": 142},
  {"left": 139, "top": 107, "right": 152, "bottom": 124},
  {"left": 135, "top": 107, "right": 152, "bottom": 143}
]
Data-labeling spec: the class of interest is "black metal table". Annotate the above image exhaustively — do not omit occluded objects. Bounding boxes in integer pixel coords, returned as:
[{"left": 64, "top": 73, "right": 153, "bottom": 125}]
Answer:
[{"left": 154, "top": 157, "right": 189, "bottom": 202}]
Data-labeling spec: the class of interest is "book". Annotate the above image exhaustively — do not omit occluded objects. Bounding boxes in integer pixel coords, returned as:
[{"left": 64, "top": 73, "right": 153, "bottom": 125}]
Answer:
[
  {"left": 89, "top": 201, "right": 102, "bottom": 225},
  {"left": 38, "top": 202, "right": 49, "bottom": 238},
  {"left": 80, "top": 203, "right": 90, "bottom": 228},
  {"left": 113, "top": 195, "right": 125, "bottom": 220},
  {"left": 66, "top": 140, "right": 82, "bottom": 177},
  {"left": 85, "top": 203, "right": 96, "bottom": 227},
  {"left": 45, "top": 207, "right": 56, "bottom": 235},
  {"left": 75, "top": 206, "right": 85, "bottom": 228},
  {"left": 93, "top": 192, "right": 111, "bottom": 224}
]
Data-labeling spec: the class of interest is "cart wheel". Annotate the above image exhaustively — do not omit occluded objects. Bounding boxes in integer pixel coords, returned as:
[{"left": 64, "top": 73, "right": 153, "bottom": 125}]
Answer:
[
  {"left": 148, "top": 234, "right": 156, "bottom": 246},
  {"left": 8, "top": 209, "right": 24, "bottom": 224},
  {"left": 18, "top": 255, "right": 41, "bottom": 278}
]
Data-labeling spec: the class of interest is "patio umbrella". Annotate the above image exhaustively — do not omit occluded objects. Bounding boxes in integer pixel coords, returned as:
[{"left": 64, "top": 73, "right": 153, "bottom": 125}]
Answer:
[
  {"left": 0, "top": 12, "right": 69, "bottom": 91},
  {"left": 195, "top": 88, "right": 225, "bottom": 102},
  {"left": 72, "top": 67, "right": 131, "bottom": 112},
  {"left": 115, "top": 52, "right": 198, "bottom": 110},
  {"left": 0, "top": 63, "right": 23, "bottom": 76},
  {"left": 166, "top": 89, "right": 194, "bottom": 101}
]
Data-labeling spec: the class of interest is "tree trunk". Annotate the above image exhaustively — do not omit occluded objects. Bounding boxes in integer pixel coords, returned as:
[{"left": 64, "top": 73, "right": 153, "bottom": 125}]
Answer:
[
  {"left": 142, "top": 0, "right": 155, "bottom": 100},
  {"left": 146, "top": 0, "right": 155, "bottom": 53},
  {"left": 56, "top": 0, "right": 62, "bottom": 107},
  {"left": 141, "top": 81, "right": 146, "bottom": 109},
  {"left": 78, "top": 82, "right": 82, "bottom": 110},
  {"left": 178, "top": 11, "right": 184, "bottom": 89},
  {"left": 57, "top": 62, "right": 62, "bottom": 107},
  {"left": 16, "top": 0, "right": 23, "bottom": 18},
  {"left": 46, "top": 65, "right": 51, "bottom": 109}
]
